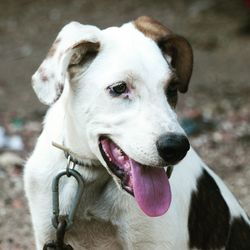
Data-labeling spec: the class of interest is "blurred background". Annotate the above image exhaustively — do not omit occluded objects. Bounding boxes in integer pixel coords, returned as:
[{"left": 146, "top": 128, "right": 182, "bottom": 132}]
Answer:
[{"left": 0, "top": 0, "right": 250, "bottom": 249}]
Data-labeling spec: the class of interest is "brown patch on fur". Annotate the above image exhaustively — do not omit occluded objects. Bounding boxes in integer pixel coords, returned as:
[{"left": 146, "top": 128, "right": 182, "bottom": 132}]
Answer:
[
  {"left": 188, "top": 169, "right": 230, "bottom": 249},
  {"left": 134, "top": 16, "right": 193, "bottom": 93},
  {"left": 165, "top": 75, "right": 178, "bottom": 107},
  {"left": 72, "top": 40, "right": 100, "bottom": 50},
  {"left": 69, "top": 41, "right": 100, "bottom": 78},
  {"left": 47, "top": 37, "right": 61, "bottom": 57},
  {"left": 159, "top": 35, "right": 193, "bottom": 93},
  {"left": 133, "top": 16, "right": 172, "bottom": 42},
  {"left": 53, "top": 82, "right": 64, "bottom": 103},
  {"left": 38, "top": 67, "right": 48, "bottom": 82},
  {"left": 226, "top": 216, "right": 250, "bottom": 249},
  {"left": 71, "top": 41, "right": 100, "bottom": 62}
]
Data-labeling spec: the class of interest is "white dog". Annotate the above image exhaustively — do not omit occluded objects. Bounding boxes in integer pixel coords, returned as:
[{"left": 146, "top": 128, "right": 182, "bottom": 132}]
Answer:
[{"left": 24, "top": 16, "right": 250, "bottom": 250}]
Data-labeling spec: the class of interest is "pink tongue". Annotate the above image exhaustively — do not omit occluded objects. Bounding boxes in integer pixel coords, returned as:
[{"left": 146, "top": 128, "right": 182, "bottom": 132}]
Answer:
[{"left": 130, "top": 159, "right": 171, "bottom": 217}]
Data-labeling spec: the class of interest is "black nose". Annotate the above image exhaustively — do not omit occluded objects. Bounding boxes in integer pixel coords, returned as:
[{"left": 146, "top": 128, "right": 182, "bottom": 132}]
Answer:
[{"left": 156, "top": 133, "right": 190, "bottom": 165}]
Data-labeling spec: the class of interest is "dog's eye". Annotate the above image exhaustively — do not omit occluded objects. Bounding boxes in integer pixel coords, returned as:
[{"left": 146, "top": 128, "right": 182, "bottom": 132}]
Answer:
[{"left": 109, "top": 82, "right": 128, "bottom": 96}]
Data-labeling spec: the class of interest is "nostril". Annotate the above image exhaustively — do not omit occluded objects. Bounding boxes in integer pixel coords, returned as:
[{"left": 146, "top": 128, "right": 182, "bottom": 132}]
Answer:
[{"left": 156, "top": 133, "right": 190, "bottom": 164}]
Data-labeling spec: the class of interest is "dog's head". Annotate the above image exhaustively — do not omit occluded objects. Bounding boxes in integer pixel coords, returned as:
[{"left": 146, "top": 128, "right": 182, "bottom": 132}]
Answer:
[{"left": 32, "top": 16, "right": 193, "bottom": 217}]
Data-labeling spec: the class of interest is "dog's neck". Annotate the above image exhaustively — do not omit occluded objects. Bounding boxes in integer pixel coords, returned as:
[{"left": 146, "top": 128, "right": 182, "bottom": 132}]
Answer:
[
  {"left": 45, "top": 100, "right": 106, "bottom": 180},
  {"left": 64, "top": 119, "right": 97, "bottom": 165},
  {"left": 56, "top": 95, "right": 99, "bottom": 167}
]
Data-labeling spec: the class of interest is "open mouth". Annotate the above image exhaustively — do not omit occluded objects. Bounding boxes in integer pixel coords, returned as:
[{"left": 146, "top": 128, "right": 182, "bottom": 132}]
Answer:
[{"left": 99, "top": 136, "right": 172, "bottom": 217}]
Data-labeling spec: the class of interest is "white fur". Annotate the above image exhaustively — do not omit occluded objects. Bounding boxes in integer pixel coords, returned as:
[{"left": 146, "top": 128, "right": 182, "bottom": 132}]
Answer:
[{"left": 24, "top": 20, "right": 249, "bottom": 250}]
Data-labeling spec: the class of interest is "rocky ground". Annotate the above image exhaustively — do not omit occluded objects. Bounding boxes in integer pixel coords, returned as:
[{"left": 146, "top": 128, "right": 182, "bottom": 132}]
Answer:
[{"left": 0, "top": 0, "right": 250, "bottom": 249}]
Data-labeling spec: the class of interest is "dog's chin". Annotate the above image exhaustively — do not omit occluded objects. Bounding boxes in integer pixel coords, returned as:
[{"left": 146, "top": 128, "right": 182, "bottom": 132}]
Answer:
[{"left": 98, "top": 136, "right": 172, "bottom": 217}]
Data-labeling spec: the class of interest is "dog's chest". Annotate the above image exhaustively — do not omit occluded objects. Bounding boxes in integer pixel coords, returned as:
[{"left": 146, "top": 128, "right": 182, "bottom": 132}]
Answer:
[
  {"left": 66, "top": 218, "right": 122, "bottom": 250},
  {"left": 61, "top": 179, "right": 124, "bottom": 249}
]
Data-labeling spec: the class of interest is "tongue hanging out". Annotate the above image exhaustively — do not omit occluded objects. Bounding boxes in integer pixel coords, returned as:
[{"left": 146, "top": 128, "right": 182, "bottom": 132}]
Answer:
[
  {"left": 130, "top": 159, "right": 171, "bottom": 217},
  {"left": 99, "top": 138, "right": 172, "bottom": 217}
]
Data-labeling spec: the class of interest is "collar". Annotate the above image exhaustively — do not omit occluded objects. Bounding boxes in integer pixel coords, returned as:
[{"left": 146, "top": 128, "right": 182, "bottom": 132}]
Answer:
[{"left": 52, "top": 141, "right": 86, "bottom": 167}]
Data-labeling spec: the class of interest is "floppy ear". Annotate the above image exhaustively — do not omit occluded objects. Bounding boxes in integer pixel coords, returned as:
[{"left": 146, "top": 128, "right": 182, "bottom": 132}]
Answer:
[
  {"left": 158, "top": 35, "right": 193, "bottom": 93},
  {"left": 32, "top": 22, "right": 101, "bottom": 105},
  {"left": 134, "top": 16, "right": 193, "bottom": 93}
]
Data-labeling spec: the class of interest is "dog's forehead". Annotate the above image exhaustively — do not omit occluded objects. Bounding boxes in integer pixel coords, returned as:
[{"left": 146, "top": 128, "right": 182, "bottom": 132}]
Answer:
[
  {"left": 101, "top": 23, "right": 162, "bottom": 60},
  {"left": 99, "top": 23, "right": 171, "bottom": 84}
]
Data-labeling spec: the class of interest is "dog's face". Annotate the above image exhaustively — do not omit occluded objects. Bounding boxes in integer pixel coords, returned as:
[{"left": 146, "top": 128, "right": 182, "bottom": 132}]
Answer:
[{"left": 32, "top": 17, "right": 193, "bottom": 217}]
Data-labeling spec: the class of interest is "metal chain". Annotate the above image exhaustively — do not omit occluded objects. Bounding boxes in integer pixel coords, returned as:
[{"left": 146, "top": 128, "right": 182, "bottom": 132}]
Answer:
[
  {"left": 43, "top": 217, "right": 73, "bottom": 250},
  {"left": 66, "top": 155, "right": 76, "bottom": 177}
]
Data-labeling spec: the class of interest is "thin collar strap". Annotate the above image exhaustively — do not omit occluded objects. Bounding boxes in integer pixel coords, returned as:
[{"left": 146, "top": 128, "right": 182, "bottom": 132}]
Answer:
[{"left": 52, "top": 141, "right": 86, "bottom": 167}]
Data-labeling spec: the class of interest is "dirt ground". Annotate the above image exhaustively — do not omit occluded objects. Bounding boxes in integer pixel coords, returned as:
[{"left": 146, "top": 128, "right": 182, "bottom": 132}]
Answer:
[{"left": 0, "top": 0, "right": 250, "bottom": 249}]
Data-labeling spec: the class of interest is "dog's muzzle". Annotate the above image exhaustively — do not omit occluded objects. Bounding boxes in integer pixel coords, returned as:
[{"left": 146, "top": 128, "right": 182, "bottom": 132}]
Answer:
[{"left": 99, "top": 136, "right": 172, "bottom": 217}]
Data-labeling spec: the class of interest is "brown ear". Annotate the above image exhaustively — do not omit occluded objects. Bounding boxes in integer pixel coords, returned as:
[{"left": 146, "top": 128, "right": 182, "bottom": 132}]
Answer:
[
  {"left": 134, "top": 16, "right": 193, "bottom": 93},
  {"left": 158, "top": 35, "right": 193, "bottom": 93}
]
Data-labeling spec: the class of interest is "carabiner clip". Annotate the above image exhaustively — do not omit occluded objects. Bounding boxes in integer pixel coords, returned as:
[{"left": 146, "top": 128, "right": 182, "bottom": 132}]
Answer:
[{"left": 51, "top": 168, "right": 84, "bottom": 230}]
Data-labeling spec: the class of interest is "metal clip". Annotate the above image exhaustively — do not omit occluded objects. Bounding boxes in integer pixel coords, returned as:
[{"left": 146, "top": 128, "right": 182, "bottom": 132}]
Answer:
[
  {"left": 66, "top": 155, "right": 76, "bottom": 177},
  {"left": 51, "top": 166, "right": 84, "bottom": 230}
]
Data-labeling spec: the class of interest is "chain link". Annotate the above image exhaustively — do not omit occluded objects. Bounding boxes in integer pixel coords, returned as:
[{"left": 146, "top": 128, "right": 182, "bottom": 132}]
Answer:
[{"left": 43, "top": 217, "right": 73, "bottom": 249}]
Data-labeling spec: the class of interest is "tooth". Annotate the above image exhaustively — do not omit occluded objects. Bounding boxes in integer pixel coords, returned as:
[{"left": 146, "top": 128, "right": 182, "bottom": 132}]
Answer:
[
  {"left": 126, "top": 186, "right": 133, "bottom": 193},
  {"left": 118, "top": 156, "right": 124, "bottom": 161}
]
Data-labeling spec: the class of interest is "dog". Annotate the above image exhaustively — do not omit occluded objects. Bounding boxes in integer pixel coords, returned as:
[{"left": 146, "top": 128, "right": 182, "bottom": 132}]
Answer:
[{"left": 24, "top": 16, "right": 250, "bottom": 250}]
